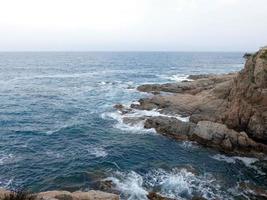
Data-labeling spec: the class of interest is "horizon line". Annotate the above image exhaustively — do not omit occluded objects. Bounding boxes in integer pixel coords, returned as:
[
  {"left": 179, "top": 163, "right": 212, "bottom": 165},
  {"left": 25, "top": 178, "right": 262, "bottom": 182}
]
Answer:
[{"left": 0, "top": 50, "right": 248, "bottom": 53}]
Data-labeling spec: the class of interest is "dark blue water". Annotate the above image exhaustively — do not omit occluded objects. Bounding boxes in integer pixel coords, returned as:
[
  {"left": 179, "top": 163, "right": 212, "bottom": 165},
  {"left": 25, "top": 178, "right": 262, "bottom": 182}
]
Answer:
[{"left": 0, "top": 52, "right": 266, "bottom": 199}]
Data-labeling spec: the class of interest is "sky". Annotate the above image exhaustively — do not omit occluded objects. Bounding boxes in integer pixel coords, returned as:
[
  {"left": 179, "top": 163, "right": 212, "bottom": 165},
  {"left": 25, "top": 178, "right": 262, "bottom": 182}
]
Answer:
[{"left": 0, "top": 0, "right": 267, "bottom": 51}]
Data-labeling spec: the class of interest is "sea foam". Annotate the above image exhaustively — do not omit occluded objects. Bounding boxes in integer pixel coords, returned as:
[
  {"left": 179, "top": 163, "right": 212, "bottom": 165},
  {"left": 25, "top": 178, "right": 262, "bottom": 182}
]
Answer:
[
  {"left": 101, "top": 104, "right": 189, "bottom": 134},
  {"left": 211, "top": 154, "right": 265, "bottom": 175},
  {"left": 106, "top": 168, "right": 231, "bottom": 200}
]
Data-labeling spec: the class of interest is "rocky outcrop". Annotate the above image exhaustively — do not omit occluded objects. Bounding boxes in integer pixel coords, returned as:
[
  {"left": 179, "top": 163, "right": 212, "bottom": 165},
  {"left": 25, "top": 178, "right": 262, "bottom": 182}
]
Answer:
[
  {"left": 116, "top": 46, "right": 267, "bottom": 155},
  {"left": 0, "top": 189, "right": 119, "bottom": 200},
  {"left": 144, "top": 116, "right": 267, "bottom": 155},
  {"left": 222, "top": 48, "right": 267, "bottom": 142}
]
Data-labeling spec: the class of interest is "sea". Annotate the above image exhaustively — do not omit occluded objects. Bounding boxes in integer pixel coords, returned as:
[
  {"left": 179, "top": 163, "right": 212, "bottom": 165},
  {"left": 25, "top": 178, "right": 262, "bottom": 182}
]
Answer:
[{"left": 0, "top": 52, "right": 266, "bottom": 200}]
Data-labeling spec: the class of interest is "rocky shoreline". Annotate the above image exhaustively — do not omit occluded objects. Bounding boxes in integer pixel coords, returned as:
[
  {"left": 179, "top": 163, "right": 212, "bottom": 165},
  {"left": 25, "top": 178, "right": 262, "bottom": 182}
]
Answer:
[
  {"left": 0, "top": 189, "right": 119, "bottom": 200},
  {"left": 116, "top": 46, "right": 267, "bottom": 157}
]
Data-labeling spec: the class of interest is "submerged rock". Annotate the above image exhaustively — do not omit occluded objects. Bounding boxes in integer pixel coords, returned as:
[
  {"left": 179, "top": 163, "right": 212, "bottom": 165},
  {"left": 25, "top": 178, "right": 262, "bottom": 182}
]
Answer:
[
  {"left": 239, "top": 182, "right": 267, "bottom": 200},
  {"left": 113, "top": 104, "right": 132, "bottom": 114},
  {"left": 147, "top": 192, "right": 175, "bottom": 200}
]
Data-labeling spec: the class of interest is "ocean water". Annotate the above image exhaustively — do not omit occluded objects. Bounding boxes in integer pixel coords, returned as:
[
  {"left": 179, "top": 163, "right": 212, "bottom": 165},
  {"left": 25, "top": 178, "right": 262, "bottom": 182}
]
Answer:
[{"left": 0, "top": 52, "right": 266, "bottom": 199}]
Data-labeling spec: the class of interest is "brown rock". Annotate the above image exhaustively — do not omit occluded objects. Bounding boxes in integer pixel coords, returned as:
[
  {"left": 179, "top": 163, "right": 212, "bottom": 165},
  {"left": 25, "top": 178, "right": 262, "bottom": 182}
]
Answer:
[
  {"left": 147, "top": 192, "right": 175, "bottom": 200},
  {"left": 37, "top": 190, "right": 119, "bottom": 200}
]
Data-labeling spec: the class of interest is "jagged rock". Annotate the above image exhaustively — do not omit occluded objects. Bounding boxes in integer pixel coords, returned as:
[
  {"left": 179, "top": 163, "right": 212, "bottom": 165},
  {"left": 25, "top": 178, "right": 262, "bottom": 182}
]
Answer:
[
  {"left": 113, "top": 104, "right": 132, "bottom": 114},
  {"left": 137, "top": 73, "right": 235, "bottom": 95},
  {"left": 144, "top": 116, "right": 267, "bottom": 155},
  {"left": 131, "top": 46, "right": 267, "bottom": 155},
  {"left": 187, "top": 74, "right": 213, "bottom": 80},
  {"left": 223, "top": 48, "right": 267, "bottom": 142},
  {"left": 144, "top": 116, "right": 196, "bottom": 140}
]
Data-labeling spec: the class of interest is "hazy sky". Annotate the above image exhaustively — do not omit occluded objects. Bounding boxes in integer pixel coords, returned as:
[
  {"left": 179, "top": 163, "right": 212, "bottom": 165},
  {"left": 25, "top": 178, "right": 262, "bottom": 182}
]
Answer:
[{"left": 1, "top": 0, "right": 267, "bottom": 51}]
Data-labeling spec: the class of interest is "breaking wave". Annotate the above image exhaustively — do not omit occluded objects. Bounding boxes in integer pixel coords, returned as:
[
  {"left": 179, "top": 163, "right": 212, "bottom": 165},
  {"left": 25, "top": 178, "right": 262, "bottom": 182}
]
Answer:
[
  {"left": 106, "top": 168, "right": 232, "bottom": 200},
  {"left": 157, "top": 74, "right": 193, "bottom": 82},
  {"left": 101, "top": 104, "right": 189, "bottom": 134},
  {"left": 211, "top": 154, "right": 265, "bottom": 175}
]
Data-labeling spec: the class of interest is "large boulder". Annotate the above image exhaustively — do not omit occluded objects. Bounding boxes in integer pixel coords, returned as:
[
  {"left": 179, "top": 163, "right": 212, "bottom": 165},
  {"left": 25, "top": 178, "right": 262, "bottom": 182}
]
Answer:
[{"left": 144, "top": 116, "right": 196, "bottom": 140}]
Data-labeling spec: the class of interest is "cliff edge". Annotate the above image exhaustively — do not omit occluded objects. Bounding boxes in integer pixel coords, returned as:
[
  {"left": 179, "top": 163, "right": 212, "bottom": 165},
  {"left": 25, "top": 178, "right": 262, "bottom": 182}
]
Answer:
[{"left": 116, "top": 46, "right": 267, "bottom": 156}]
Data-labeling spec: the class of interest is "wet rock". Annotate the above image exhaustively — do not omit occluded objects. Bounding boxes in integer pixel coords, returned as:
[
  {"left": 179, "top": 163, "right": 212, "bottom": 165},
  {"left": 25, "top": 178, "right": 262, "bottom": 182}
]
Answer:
[
  {"left": 113, "top": 104, "right": 132, "bottom": 114},
  {"left": 95, "top": 180, "right": 118, "bottom": 194},
  {"left": 191, "top": 197, "right": 207, "bottom": 200},
  {"left": 144, "top": 116, "right": 196, "bottom": 140},
  {"left": 123, "top": 117, "right": 146, "bottom": 125},
  {"left": 239, "top": 182, "right": 267, "bottom": 200},
  {"left": 147, "top": 192, "right": 175, "bottom": 200}
]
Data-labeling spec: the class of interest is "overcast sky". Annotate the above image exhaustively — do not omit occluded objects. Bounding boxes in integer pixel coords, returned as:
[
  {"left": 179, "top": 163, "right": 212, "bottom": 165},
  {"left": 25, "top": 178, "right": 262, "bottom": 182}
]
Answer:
[{"left": 1, "top": 0, "right": 267, "bottom": 51}]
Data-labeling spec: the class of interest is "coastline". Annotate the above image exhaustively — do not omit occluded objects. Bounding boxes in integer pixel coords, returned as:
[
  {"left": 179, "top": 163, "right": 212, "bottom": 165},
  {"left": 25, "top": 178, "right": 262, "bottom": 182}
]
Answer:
[{"left": 115, "top": 46, "right": 267, "bottom": 157}]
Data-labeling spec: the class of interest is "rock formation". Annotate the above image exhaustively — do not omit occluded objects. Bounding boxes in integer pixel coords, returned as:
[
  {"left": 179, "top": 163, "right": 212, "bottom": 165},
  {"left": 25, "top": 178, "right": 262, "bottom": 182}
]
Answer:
[
  {"left": 0, "top": 189, "right": 119, "bottom": 200},
  {"left": 118, "top": 46, "right": 267, "bottom": 156}
]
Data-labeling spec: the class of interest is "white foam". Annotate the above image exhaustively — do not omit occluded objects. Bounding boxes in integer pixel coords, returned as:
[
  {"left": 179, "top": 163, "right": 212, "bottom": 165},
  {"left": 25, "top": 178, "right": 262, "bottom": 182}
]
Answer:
[
  {"left": 101, "top": 111, "right": 156, "bottom": 134},
  {"left": 210, "top": 154, "right": 236, "bottom": 164},
  {"left": 89, "top": 146, "right": 108, "bottom": 158},
  {"left": 107, "top": 168, "right": 230, "bottom": 200},
  {"left": 158, "top": 74, "right": 193, "bottom": 82},
  {"left": 106, "top": 171, "right": 148, "bottom": 200},
  {"left": 211, "top": 154, "right": 265, "bottom": 175},
  {"left": 148, "top": 168, "right": 231, "bottom": 199},
  {"left": 0, "top": 178, "right": 13, "bottom": 188},
  {"left": 179, "top": 141, "right": 198, "bottom": 149},
  {"left": 45, "top": 150, "right": 64, "bottom": 159},
  {"left": 169, "top": 75, "right": 193, "bottom": 82},
  {"left": 0, "top": 153, "right": 16, "bottom": 165},
  {"left": 101, "top": 104, "right": 189, "bottom": 134}
]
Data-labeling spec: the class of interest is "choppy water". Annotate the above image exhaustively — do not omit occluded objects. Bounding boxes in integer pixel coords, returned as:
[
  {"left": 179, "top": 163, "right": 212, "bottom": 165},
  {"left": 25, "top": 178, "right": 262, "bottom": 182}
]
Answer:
[{"left": 0, "top": 52, "right": 266, "bottom": 199}]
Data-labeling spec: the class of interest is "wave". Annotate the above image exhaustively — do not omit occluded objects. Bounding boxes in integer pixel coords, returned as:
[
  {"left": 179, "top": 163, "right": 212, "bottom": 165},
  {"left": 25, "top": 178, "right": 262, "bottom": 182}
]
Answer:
[
  {"left": 157, "top": 74, "right": 193, "bottom": 82},
  {"left": 105, "top": 168, "right": 231, "bottom": 200},
  {"left": 101, "top": 111, "right": 156, "bottom": 134},
  {"left": 101, "top": 105, "right": 189, "bottom": 134},
  {"left": 211, "top": 154, "right": 265, "bottom": 175},
  {"left": 0, "top": 178, "right": 13, "bottom": 188},
  {"left": 178, "top": 141, "right": 199, "bottom": 149},
  {"left": 0, "top": 153, "right": 17, "bottom": 166},
  {"left": 106, "top": 171, "right": 148, "bottom": 200},
  {"left": 88, "top": 146, "right": 108, "bottom": 158},
  {"left": 45, "top": 150, "right": 64, "bottom": 159}
]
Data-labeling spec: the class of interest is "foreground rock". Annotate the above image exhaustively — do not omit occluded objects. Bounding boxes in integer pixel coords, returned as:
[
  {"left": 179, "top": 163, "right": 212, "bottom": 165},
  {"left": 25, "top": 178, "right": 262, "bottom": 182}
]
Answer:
[
  {"left": 0, "top": 189, "right": 119, "bottom": 200},
  {"left": 118, "top": 46, "right": 267, "bottom": 155}
]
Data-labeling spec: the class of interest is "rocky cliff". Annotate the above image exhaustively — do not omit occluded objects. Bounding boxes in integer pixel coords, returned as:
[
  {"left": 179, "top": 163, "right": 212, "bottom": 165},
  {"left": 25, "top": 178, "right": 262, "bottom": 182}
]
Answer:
[{"left": 117, "top": 46, "right": 267, "bottom": 156}]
